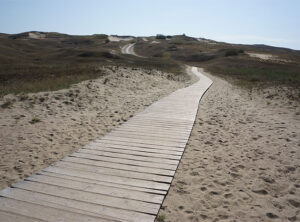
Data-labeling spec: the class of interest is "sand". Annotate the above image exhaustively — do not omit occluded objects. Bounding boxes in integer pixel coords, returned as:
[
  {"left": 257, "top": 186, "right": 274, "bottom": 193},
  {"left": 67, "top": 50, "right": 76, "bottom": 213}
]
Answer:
[
  {"left": 151, "top": 40, "right": 160, "bottom": 44},
  {"left": 28, "top": 32, "right": 46, "bottom": 39},
  {"left": 108, "top": 36, "right": 134, "bottom": 42},
  {"left": 157, "top": 70, "right": 300, "bottom": 222},
  {"left": 0, "top": 66, "right": 188, "bottom": 190},
  {"left": 247, "top": 52, "right": 291, "bottom": 63}
]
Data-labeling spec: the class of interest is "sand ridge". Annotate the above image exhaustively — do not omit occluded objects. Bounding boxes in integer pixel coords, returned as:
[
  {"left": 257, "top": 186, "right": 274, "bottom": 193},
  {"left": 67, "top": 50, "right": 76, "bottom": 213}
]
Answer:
[{"left": 247, "top": 52, "right": 291, "bottom": 63}]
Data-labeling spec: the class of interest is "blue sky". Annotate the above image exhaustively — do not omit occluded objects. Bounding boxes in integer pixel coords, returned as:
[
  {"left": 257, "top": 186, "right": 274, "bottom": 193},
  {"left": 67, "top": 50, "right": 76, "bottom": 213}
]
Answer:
[{"left": 1, "top": 0, "right": 299, "bottom": 49}]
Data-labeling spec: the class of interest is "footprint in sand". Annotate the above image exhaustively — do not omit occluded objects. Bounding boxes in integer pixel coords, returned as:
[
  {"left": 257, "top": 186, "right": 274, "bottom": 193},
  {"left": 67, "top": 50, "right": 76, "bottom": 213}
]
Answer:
[
  {"left": 288, "top": 199, "right": 300, "bottom": 208},
  {"left": 224, "top": 193, "right": 233, "bottom": 199},
  {"left": 252, "top": 189, "right": 268, "bottom": 195},
  {"left": 266, "top": 212, "right": 279, "bottom": 219}
]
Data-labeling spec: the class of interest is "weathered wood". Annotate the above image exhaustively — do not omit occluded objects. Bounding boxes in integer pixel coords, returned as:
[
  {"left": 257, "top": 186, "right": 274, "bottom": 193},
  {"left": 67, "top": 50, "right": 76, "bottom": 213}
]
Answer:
[
  {"left": 114, "top": 125, "right": 191, "bottom": 134},
  {"left": 0, "top": 210, "right": 45, "bottom": 222},
  {"left": 101, "top": 136, "right": 186, "bottom": 148},
  {"left": 1, "top": 189, "right": 154, "bottom": 222},
  {"left": 85, "top": 143, "right": 183, "bottom": 156},
  {"left": 118, "top": 125, "right": 192, "bottom": 133},
  {"left": 110, "top": 129, "right": 189, "bottom": 139},
  {"left": 26, "top": 174, "right": 164, "bottom": 203},
  {"left": 12, "top": 180, "right": 160, "bottom": 215},
  {"left": 108, "top": 131, "right": 188, "bottom": 143},
  {"left": 64, "top": 156, "right": 175, "bottom": 176},
  {"left": 53, "top": 161, "right": 173, "bottom": 183},
  {"left": 83, "top": 146, "right": 182, "bottom": 160},
  {"left": 71, "top": 152, "right": 178, "bottom": 170},
  {"left": 94, "top": 140, "right": 185, "bottom": 152},
  {"left": 77, "top": 148, "right": 179, "bottom": 165},
  {"left": 38, "top": 171, "right": 167, "bottom": 195},
  {"left": 0, "top": 197, "right": 117, "bottom": 222},
  {"left": 44, "top": 166, "right": 171, "bottom": 190}
]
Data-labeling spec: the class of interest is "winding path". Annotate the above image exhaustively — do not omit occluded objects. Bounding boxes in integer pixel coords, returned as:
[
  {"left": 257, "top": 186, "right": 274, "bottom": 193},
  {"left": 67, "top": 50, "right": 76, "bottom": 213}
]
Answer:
[
  {"left": 0, "top": 45, "right": 213, "bottom": 221},
  {"left": 121, "top": 43, "right": 144, "bottom": 57}
]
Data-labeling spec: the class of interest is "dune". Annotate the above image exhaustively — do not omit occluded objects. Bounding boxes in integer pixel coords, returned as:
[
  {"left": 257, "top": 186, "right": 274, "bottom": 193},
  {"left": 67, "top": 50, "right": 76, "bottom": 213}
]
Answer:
[
  {"left": 0, "top": 66, "right": 188, "bottom": 190},
  {"left": 108, "top": 35, "right": 134, "bottom": 42}
]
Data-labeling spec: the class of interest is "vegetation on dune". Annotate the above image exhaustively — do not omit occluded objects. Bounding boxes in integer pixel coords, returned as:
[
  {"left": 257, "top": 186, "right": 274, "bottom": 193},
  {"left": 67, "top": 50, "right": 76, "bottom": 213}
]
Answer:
[
  {"left": 0, "top": 32, "right": 188, "bottom": 96},
  {"left": 224, "top": 49, "right": 244, "bottom": 56},
  {"left": 0, "top": 63, "right": 106, "bottom": 96},
  {"left": 1, "top": 32, "right": 299, "bottom": 98},
  {"left": 203, "top": 57, "right": 300, "bottom": 91},
  {"left": 134, "top": 35, "right": 300, "bottom": 94}
]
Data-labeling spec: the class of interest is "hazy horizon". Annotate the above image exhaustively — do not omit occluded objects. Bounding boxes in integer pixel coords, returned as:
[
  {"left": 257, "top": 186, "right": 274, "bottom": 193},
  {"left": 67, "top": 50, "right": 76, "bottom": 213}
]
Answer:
[{"left": 1, "top": 0, "right": 299, "bottom": 50}]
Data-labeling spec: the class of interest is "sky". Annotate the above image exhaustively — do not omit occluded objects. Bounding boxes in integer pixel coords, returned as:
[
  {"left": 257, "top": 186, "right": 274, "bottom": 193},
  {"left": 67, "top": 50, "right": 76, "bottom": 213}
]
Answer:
[{"left": 1, "top": 0, "right": 300, "bottom": 49}]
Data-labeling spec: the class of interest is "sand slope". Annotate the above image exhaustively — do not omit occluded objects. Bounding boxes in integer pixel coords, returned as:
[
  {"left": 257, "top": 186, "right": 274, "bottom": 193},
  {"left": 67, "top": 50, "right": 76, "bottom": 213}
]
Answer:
[
  {"left": 0, "top": 66, "right": 188, "bottom": 190},
  {"left": 157, "top": 70, "right": 300, "bottom": 222}
]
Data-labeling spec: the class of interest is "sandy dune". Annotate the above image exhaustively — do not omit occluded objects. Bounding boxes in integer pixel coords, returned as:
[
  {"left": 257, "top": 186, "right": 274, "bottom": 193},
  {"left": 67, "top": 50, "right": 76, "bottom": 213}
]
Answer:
[
  {"left": 247, "top": 52, "right": 291, "bottom": 63},
  {"left": 108, "top": 35, "right": 134, "bottom": 42},
  {"left": 0, "top": 66, "right": 188, "bottom": 190},
  {"left": 157, "top": 70, "right": 300, "bottom": 222},
  {"left": 151, "top": 40, "right": 160, "bottom": 44},
  {"left": 28, "top": 32, "right": 46, "bottom": 39}
]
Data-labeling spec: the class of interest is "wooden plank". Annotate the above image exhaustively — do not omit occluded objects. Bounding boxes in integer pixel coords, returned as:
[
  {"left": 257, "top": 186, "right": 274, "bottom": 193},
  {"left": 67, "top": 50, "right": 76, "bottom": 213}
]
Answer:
[
  {"left": 85, "top": 143, "right": 183, "bottom": 156},
  {"left": 82, "top": 146, "right": 181, "bottom": 160},
  {"left": 0, "top": 197, "right": 115, "bottom": 222},
  {"left": 100, "top": 137, "right": 186, "bottom": 149},
  {"left": 114, "top": 127, "right": 191, "bottom": 136},
  {"left": 53, "top": 161, "right": 173, "bottom": 183},
  {"left": 0, "top": 190, "right": 111, "bottom": 219},
  {"left": 26, "top": 174, "right": 164, "bottom": 204},
  {"left": 0, "top": 210, "right": 45, "bottom": 222},
  {"left": 63, "top": 156, "right": 175, "bottom": 176},
  {"left": 125, "top": 119, "right": 192, "bottom": 127},
  {"left": 102, "top": 136, "right": 187, "bottom": 148},
  {"left": 120, "top": 123, "right": 192, "bottom": 131},
  {"left": 129, "top": 116, "right": 193, "bottom": 124},
  {"left": 94, "top": 140, "right": 185, "bottom": 152},
  {"left": 71, "top": 152, "right": 177, "bottom": 170},
  {"left": 112, "top": 129, "right": 189, "bottom": 139},
  {"left": 115, "top": 125, "right": 191, "bottom": 133},
  {"left": 44, "top": 166, "right": 171, "bottom": 190},
  {"left": 1, "top": 188, "right": 155, "bottom": 222},
  {"left": 77, "top": 148, "right": 179, "bottom": 165},
  {"left": 108, "top": 132, "right": 188, "bottom": 143},
  {"left": 111, "top": 129, "right": 189, "bottom": 140},
  {"left": 12, "top": 180, "right": 160, "bottom": 215},
  {"left": 38, "top": 171, "right": 167, "bottom": 195},
  {"left": 120, "top": 122, "right": 192, "bottom": 129},
  {"left": 123, "top": 122, "right": 192, "bottom": 129}
]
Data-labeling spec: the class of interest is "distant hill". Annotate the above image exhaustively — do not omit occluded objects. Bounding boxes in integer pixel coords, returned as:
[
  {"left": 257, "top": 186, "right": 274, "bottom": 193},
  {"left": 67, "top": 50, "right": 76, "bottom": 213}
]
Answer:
[{"left": 0, "top": 32, "right": 299, "bottom": 97}]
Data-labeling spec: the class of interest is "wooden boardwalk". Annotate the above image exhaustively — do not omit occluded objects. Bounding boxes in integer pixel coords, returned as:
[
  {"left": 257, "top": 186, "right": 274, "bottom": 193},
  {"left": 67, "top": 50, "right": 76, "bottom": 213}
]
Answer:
[{"left": 0, "top": 67, "right": 212, "bottom": 222}]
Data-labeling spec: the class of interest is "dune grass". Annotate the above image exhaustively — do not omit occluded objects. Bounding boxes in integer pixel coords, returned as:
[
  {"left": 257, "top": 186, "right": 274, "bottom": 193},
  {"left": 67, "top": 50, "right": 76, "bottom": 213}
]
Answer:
[
  {"left": 0, "top": 63, "right": 106, "bottom": 96},
  {"left": 1, "top": 32, "right": 299, "bottom": 98},
  {"left": 203, "top": 57, "right": 300, "bottom": 89}
]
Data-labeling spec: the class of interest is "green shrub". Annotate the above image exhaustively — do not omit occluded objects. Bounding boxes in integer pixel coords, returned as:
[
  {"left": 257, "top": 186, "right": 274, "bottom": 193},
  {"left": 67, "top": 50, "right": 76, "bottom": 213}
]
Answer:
[
  {"left": 157, "top": 214, "right": 166, "bottom": 222},
  {"left": 30, "top": 117, "right": 41, "bottom": 124},
  {"left": 225, "top": 50, "right": 239, "bottom": 57},
  {"left": 224, "top": 49, "right": 244, "bottom": 57},
  {"left": 102, "top": 51, "right": 120, "bottom": 59},
  {"left": 156, "top": 34, "right": 166, "bottom": 39}
]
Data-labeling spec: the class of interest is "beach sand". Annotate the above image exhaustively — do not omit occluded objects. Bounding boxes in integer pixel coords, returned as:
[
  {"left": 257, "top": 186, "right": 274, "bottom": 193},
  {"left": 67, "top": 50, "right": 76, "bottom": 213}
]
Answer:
[
  {"left": 0, "top": 66, "right": 188, "bottom": 190},
  {"left": 157, "top": 70, "right": 300, "bottom": 222}
]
